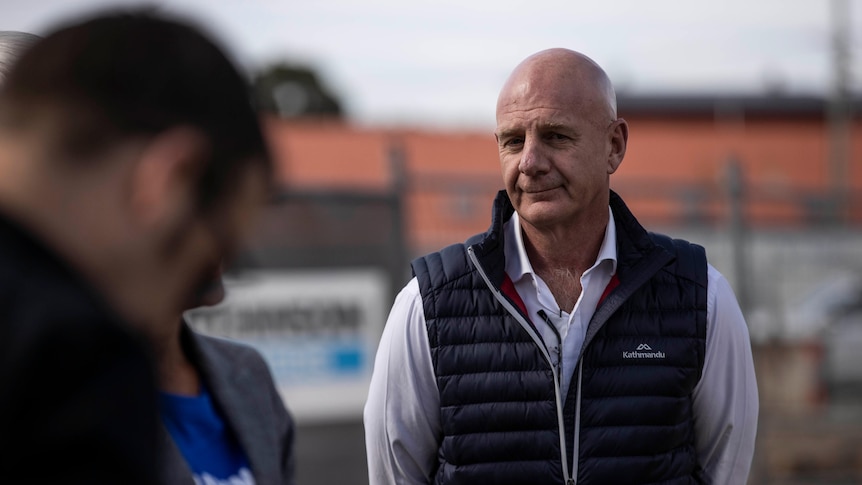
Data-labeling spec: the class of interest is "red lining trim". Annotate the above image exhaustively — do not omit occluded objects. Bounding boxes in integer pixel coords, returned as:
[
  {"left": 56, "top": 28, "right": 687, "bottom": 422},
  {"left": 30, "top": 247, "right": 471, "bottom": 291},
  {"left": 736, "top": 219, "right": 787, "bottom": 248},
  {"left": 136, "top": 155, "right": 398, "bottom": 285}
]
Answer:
[
  {"left": 598, "top": 274, "right": 620, "bottom": 308},
  {"left": 500, "top": 273, "right": 528, "bottom": 318}
]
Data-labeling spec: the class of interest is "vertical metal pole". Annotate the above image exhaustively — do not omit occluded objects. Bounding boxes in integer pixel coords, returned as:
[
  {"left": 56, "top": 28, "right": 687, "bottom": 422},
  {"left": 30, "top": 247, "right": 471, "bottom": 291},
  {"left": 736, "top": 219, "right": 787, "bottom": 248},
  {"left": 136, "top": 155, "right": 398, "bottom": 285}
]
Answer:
[
  {"left": 829, "top": 0, "right": 851, "bottom": 225},
  {"left": 387, "top": 138, "right": 410, "bottom": 301},
  {"left": 727, "top": 157, "right": 749, "bottom": 317}
]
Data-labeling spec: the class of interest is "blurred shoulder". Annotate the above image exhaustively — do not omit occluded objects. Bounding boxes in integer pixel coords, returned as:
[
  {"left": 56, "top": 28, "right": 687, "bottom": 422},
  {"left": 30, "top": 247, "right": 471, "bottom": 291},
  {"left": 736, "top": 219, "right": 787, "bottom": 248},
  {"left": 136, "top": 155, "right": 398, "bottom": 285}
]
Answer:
[{"left": 188, "top": 328, "right": 269, "bottom": 370}]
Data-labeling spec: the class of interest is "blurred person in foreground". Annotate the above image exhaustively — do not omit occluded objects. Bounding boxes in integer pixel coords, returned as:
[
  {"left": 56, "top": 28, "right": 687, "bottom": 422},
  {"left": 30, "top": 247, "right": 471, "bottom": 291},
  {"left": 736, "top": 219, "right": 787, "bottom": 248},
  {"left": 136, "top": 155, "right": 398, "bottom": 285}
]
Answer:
[
  {"left": 0, "top": 10, "right": 270, "bottom": 484},
  {"left": 158, "top": 265, "right": 295, "bottom": 485},
  {"left": 365, "top": 48, "right": 758, "bottom": 484}
]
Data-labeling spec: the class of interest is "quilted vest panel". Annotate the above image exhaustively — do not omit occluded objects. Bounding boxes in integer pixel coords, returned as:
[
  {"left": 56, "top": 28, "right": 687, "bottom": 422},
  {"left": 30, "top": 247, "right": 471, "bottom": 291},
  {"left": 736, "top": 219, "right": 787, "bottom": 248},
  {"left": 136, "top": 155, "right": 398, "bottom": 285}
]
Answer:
[{"left": 415, "top": 245, "right": 563, "bottom": 485}]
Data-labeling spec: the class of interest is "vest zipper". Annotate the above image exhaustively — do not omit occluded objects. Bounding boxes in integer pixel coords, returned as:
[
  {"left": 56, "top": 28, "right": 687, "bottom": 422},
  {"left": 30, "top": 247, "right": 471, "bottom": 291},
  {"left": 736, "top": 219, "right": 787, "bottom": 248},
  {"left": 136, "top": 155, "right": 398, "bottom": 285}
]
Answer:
[
  {"left": 468, "top": 246, "right": 575, "bottom": 485},
  {"left": 571, "top": 362, "right": 583, "bottom": 482},
  {"left": 540, "top": 309, "right": 582, "bottom": 484}
]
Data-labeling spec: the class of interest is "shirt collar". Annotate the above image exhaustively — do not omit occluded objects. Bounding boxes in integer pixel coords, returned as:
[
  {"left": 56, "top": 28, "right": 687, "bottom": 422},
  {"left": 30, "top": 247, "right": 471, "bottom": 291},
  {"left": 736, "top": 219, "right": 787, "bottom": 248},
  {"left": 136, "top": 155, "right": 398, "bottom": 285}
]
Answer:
[{"left": 504, "top": 207, "right": 619, "bottom": 282}]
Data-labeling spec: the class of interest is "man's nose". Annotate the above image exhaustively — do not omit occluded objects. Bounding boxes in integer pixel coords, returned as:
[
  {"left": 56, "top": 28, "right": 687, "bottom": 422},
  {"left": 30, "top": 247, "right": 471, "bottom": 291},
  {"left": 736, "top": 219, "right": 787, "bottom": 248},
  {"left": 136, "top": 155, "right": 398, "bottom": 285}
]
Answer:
[{"left": 518, "top": 136, "right": 547, "bottom": 176}]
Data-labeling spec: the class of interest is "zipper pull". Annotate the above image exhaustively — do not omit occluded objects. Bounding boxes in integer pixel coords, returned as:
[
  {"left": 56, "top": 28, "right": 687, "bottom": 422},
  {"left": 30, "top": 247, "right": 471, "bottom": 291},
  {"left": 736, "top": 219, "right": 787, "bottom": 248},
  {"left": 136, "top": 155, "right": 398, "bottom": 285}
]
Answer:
[
  {"left": 538, "top": 310, "right": 563, "bottom": 372},
  {"left": 549, "top": 345, "right": 560, "bottom": 371}
]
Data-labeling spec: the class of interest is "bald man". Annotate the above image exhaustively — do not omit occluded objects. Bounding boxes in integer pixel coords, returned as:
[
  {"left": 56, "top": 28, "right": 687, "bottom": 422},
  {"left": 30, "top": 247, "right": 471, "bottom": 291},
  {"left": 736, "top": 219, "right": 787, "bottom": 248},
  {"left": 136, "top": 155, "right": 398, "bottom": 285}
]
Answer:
[{"left": 365, "top": 49, "right": 758, "bottom": 485}]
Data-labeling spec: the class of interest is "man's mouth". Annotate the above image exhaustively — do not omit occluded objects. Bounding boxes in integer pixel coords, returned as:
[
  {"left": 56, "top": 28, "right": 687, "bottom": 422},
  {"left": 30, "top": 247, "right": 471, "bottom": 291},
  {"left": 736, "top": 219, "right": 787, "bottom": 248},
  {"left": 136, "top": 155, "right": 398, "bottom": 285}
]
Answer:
[{"left": 523, "top": 186, "right": 558, "bottom": 194}]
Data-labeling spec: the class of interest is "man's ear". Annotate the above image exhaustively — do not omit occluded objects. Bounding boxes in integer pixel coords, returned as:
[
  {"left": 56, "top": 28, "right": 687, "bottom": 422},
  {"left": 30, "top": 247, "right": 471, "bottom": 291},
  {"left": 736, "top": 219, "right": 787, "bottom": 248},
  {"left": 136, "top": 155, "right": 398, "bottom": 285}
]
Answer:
[
  {"left": 607, "top": 118, "right": 628, "bottom": 175},
  {"left": 128, "top": 126, "right": 209, "bottom": 232}
]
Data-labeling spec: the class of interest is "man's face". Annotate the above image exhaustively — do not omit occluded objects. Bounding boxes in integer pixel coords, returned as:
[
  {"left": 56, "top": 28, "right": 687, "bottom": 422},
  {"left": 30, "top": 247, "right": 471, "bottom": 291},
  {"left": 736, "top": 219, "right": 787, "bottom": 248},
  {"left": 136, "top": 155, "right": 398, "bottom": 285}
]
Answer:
[
  {"left": 173, "top": 164, "right": 267, "bottom": 315},
  {"left": 495, "top": 68, "right": 619, "bottom": 232},
  {"left": 0, "top": 102, "right": 269, "bottom": 334},
  {"left": 192, "top": 264, "right": 227, "bottom": 308}
]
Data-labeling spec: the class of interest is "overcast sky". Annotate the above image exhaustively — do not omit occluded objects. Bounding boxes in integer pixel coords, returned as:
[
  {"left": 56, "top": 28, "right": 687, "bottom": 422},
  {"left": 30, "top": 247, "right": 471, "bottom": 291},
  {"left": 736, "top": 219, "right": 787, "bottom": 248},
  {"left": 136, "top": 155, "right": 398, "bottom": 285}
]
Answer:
[{"left": 1, "top": 0, "right": 859, "bottom": 128}]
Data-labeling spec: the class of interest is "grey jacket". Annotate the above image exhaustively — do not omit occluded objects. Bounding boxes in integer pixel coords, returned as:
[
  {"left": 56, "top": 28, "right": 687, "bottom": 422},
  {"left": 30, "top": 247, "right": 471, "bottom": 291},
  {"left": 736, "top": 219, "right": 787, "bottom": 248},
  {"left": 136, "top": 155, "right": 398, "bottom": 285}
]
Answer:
[{"left": 159, "top": 324, "right": 296, "bottom": 485}]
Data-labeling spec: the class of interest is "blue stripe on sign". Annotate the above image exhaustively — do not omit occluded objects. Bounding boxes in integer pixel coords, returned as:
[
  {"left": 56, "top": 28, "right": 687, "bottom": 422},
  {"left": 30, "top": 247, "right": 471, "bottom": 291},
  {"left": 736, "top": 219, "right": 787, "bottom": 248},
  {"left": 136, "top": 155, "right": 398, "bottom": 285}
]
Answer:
[
  {"left": 236, "top": 338, "right": 365, "bottom": 384},
  {"left": 332, "top": 346, "right": 362, "bottom": 372}
]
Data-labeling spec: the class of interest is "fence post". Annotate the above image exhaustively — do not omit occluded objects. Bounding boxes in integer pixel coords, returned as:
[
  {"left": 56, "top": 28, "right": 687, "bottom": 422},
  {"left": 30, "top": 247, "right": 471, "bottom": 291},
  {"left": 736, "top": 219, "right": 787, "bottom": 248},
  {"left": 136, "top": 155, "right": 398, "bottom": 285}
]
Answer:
[
  {"left": 387, "top": 138, "right": 410, "bottom": 300},
  {"left": 829, "top": 0, "right": 851, "bottom": 226},
  {"left": 726, "top": 156, "right": 750, "bottom": 317}
]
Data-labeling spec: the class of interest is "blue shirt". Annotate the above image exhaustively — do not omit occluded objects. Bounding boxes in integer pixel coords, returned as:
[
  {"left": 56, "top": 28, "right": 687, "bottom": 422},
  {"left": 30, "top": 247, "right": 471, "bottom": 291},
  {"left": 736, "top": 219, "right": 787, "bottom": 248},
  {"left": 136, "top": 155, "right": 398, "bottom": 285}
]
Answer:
[{"left": 160, "top": 385, "right": 255, "bottom": 485}]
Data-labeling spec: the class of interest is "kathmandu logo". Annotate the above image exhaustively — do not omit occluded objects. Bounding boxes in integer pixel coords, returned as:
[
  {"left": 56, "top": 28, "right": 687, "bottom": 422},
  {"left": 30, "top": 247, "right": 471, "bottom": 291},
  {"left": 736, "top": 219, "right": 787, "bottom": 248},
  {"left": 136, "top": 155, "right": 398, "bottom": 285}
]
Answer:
[{"left": 623, "top": 343, "right": 666, "bottom": 359}]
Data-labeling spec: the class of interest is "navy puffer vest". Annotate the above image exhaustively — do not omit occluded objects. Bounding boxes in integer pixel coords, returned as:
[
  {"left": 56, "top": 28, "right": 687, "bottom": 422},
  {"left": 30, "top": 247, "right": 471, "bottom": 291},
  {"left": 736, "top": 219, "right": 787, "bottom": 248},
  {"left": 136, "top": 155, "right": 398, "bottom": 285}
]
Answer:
[{"left": 412, "top": 190, "right": 707, "bottom": 485}]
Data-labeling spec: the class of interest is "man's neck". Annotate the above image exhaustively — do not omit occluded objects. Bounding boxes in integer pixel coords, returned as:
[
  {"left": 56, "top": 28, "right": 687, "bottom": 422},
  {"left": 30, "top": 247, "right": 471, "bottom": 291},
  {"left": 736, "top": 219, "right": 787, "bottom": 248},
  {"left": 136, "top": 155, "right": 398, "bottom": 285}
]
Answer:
[
  {"left": 0, "top": 159, "right": 184, "bottom": 334},
  {"left": 520, "top": 213, "right": 607, "bottom": 275},
  {"left": 519, "top": 211, "right": 608, "bottom": 312},
  {"left": 0, "top": 177, "right": 132, "bottom": 317},
  {"left": 155, "top": 320, "right": 201, "bottom": 396}
]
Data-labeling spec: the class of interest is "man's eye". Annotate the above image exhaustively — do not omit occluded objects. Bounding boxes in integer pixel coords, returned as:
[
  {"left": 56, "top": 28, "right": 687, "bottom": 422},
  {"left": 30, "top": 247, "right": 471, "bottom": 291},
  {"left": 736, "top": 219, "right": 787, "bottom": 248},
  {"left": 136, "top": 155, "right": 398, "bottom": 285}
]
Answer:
[
  {"left": 503, "top": 137, "right": 524, "bottom": 148},
  {"left": 547, "top": 132, "right": 568, "bottom": 141}
]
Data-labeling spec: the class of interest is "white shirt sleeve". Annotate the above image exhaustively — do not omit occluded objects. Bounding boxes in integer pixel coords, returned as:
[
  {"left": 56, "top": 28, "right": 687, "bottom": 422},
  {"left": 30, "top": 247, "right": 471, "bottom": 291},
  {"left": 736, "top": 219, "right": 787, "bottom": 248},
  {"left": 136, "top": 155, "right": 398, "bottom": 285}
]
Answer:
[
  {"left": 364, "top": 277, "right": 440, "bottom": 485},
  {"left": 693, "top": 265, "right": 759, "bottom": 484}
]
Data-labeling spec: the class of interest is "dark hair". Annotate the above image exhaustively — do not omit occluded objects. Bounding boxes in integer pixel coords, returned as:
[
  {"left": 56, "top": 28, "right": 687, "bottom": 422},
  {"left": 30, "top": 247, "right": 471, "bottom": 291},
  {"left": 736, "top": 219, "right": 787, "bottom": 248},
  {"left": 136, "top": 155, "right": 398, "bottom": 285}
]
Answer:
[{"left": 0, "top": 9, "right": 270, "bottom": 211}]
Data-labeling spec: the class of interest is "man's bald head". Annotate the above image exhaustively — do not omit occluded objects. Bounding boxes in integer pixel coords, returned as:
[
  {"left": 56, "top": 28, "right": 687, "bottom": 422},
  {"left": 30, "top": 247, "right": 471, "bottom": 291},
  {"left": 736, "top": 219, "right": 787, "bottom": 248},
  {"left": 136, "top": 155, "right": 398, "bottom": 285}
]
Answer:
[
  {"left": 493, "top": 48, "right": 628, "bottom": 234},
  {"left": 0, "top": 31, "right": 39, "bottom": 85},
  {"left": 496, "top": 48, "right": 618, "bottom": 122}
]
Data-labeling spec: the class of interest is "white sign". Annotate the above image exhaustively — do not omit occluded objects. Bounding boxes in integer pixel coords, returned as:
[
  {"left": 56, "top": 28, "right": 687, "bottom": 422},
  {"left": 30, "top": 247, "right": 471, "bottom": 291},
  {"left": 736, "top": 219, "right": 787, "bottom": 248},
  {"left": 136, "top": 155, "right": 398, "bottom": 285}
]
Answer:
[{"left": 186, "top": 269, "right": 388, "bottom": 423}]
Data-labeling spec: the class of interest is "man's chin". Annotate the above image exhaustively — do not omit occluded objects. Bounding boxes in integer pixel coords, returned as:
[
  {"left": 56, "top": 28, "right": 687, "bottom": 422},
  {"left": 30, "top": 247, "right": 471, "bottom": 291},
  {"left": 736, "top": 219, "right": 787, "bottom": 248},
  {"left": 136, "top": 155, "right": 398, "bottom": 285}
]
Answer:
[
  {"left": 197, "top": 283, "right": 225, "bottom": 307},
  {"left": 516, "top": 203, "right": 576, "bottom": 230},
  {"left": 187, "top": 272, "right": 226, "bottom": 309}
]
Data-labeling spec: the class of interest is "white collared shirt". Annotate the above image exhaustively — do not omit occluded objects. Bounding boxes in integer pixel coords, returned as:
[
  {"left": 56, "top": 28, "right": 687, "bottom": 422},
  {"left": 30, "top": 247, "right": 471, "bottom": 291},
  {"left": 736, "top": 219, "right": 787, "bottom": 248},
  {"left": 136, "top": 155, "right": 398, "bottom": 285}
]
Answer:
[
  {"left": 504, "top": 209, "right": 618, "bottom": 400},
  {"left": 365, "top": 209, "right": 759, "bottom": 485}
]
